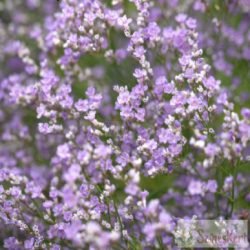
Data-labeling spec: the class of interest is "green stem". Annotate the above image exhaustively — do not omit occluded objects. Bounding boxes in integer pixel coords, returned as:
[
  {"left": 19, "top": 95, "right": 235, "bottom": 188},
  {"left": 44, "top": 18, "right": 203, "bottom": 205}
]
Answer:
[
  {"left": 227, "top": 161, "right": 237, "bottom": 219},
  {"left": 215, "top": 167, "right": 220, "bottom": 217}
]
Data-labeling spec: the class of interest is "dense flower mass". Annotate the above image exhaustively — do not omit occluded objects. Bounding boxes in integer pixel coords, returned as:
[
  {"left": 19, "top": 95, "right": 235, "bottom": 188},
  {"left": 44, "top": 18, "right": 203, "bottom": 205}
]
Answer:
[{"left": 0, "top": 0, "right": 250, "bottom": 249}]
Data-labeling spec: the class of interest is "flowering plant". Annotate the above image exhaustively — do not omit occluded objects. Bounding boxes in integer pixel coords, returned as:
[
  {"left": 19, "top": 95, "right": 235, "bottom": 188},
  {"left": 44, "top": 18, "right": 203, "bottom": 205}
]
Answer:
[{"left": 0, "top": 0, "right": 250, "bottom": 249}]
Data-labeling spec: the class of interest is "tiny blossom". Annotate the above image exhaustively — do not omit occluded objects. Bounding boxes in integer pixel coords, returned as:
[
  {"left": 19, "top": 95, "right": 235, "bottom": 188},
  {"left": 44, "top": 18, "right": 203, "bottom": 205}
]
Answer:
[
  {"left": 56, "top": 143, "right": 71, "bottom": 160},
  {"left": 205, "top": 180, "right": 218, "bottom": 193},
  {"left": 24, "top": 238, "right": 35, "bottom": 249},
  {"left": 188, "top": 180, "right": 204, "bottom": 195},
  {"left": 223, "top": 176, "right": 234, "bottom": 191},
  {"left": 75, "top": 99, "right": 89, "bottom": 112}
]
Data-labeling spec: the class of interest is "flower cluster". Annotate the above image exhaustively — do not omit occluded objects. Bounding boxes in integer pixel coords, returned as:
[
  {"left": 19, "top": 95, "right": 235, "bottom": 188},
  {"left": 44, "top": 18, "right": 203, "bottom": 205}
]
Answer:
[{"left": 0, "top": 0, "right": 250, "bottom": 249}]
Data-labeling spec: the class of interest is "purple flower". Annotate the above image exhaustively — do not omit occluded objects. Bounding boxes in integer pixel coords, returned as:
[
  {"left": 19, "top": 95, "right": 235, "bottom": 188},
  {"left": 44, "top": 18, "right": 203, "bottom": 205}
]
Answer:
[
  {"left": 175, "top": 14, "right": 187, "bottom": 23},
  {"left": 203, "top": 76, "right": 220, "bottom": 91},
  {"left": 158, "top": 128, "right": 176, "bottom": 144},
  {"left": 186, "top": 18, "right": 197, "bottom": 29},
  {"left": 24, "top": 238, "right": 34, "bottom": 249},
  {"left": 75, "top": 99, "right": 89, "bottom": 112},
  {"left": 206, "top": 180, "right": 218, "bottom": 193},
  {"left": 4, "top": 237, "right": 20, "bottom": 250},
  {"left": 204, "top": 143, "right": 220, "bottom": 157},
  {"left": 188, "top": 180, "right": 204, "bottom": 195},
  {"left": 57, "top": 143, "right": 71, "bottom": 160}
]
